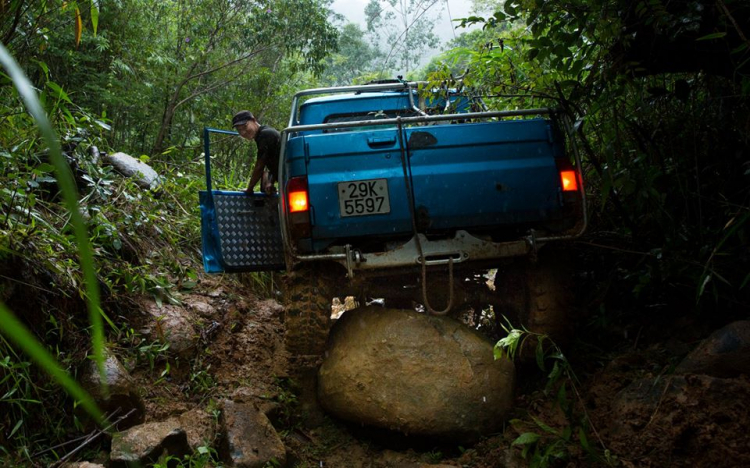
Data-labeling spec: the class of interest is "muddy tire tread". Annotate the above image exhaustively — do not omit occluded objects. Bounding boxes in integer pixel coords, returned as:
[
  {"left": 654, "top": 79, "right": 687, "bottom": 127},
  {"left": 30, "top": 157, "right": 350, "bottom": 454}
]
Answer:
[{"left": 283, "top": 265, "right": 335, "bottom": 356}]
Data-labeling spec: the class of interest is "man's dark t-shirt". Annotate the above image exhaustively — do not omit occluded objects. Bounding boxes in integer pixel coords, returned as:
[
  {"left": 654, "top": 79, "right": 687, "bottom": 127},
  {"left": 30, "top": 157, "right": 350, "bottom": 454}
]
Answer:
[{"left": 255, "top": 125, "right": 281, "bottom": 181}]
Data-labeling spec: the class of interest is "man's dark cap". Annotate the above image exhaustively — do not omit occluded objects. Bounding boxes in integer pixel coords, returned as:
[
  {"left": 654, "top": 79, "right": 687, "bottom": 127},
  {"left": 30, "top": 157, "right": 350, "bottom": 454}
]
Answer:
[{"left": 232, "top": 110, "right": 254, "bottom": 127}]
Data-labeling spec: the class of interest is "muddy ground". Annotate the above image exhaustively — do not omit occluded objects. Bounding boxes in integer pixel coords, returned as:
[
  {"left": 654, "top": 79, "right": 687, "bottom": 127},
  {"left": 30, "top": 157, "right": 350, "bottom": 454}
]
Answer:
[{"left": 113, "top": 267, "right": 750, "bottom": 468}]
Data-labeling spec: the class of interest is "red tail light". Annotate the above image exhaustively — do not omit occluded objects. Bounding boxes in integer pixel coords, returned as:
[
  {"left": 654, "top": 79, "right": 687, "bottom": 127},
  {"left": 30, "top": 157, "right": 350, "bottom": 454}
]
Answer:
[
  {"left": 288, "top": 177, "right": 309, "bottom": 212},
  {"left": 287, "top": 176, "right": 311, "bottom": 239},
  {"left": 560, "top": 170, "right": 578, "bottom": 192},
  {"left": 556, "top": 158, "right": 579, "bottom": 192}
]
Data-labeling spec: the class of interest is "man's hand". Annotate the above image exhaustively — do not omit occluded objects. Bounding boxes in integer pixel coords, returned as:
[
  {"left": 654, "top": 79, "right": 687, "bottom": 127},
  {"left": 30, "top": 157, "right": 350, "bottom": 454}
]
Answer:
[
  {"left": 262, "top": 181, "right": 277, "bottom": 195},
  {"left": 262, "top": 170, "right": 276, "bottom": 195}
]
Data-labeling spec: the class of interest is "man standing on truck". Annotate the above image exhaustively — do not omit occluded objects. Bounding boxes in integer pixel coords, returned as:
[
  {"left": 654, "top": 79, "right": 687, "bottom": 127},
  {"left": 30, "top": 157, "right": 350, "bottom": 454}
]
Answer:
[{"left": 232, "top": 110, "right": 281, "bottom": 195}]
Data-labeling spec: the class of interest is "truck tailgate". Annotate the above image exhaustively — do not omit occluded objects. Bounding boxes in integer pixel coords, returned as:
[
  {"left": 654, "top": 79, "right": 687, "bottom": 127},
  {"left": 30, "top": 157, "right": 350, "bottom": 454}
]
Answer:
[
  {"left": 405, "top": 119, "right": 564, "bottom": 231},
  {"left": 296, "top": 118, "right": 564, "bottom": 244}
]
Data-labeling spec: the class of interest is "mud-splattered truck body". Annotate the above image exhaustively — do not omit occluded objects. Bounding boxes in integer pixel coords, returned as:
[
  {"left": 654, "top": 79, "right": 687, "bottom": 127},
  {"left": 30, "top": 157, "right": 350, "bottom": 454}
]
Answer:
[
  {"left": 199, "top": 81, "right": 585, "bottom": 277},
  {"left": 200, "top": 81, "right": 586, "bottom": 353}
]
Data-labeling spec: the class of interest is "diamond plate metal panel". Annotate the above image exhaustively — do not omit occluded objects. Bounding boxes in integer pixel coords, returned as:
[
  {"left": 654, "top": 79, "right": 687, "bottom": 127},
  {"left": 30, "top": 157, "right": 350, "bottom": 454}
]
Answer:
[{"left": 214, "top": 194, "right": 285, "bottom": 269}]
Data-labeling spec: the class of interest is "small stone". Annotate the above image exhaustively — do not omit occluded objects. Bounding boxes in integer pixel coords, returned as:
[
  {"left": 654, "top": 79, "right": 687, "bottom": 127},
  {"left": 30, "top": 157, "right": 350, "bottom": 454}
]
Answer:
[
  {"left": 184, "top": 295, "right": 216, "bottom": 318},
  {"left": 104, "top": 152, "right": 161, "bottom": 190},
  {"left": 676, "top": 320, "right": 750, "bottom": 378},
  {"left": 143, "top": 301, "right": 198, "bottom": 356},
  {"left": 81, "top": 349, "right": 144, "bottom": 429},
  {"left": 178, "top": 408, "right": 217, "bottom": 451},
  {"left": 110, "top": 419, "right": 190, "bottom": 465},
  {"left": 220, "top": 400, "right": 286, "bottom": 468},
  {"left": 254, "top": 299, "right": 284, "bottom": 318}
]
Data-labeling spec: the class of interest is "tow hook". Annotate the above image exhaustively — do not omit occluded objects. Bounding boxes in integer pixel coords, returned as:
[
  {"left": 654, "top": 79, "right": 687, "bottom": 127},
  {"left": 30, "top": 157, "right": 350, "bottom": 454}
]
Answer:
[{"left": 344, "top": 244, "right": 364, "bottom": 278}]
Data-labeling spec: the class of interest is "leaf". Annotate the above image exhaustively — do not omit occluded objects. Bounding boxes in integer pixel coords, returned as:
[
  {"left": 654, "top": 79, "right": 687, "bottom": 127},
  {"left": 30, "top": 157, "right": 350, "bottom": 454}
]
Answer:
[
  {"left": 94, "top": 119, "right": 111, "bottom": 130},
  {"left": 740, "top": 273, "right": 750, "bottom": 290},
  {"left": 33, "top": 60, "right": 49, "bottom": 80},
  {"left": 9, "top": 419, "right": 23, "bottom": 438},
  {"left": 90, "top": 0, "right": 100, "bottom": 36},
  {"left": 561, "top": 424, "right": 572, "bottom": 442},
  {"left": 75, "top": 7, "right": 83, "bottom": 47},
  {"left": 532, "top": 416, "right": 559, "bottom": 436},
  {"left": 47, "top": 81, "right": 72, "bottom": 103},
  {"left": 731, "top": 43, "right": 748, "bottom": 55},
  {"left": 535, "top": 336, "right": 546, "bottom": 371},
  {"left": 698, "top": 274, "right": 712, "bottom": 298},
  {"left": 512, "top": 432, "right": 541, "bottom": 446},
  {"left": 696, "top": 32, "right": 727, "bottom": 41},
  {"left": 546, "top": 361, "right": 563, "bottom": 393},
  {"left": 578, "top": 427, "right": 591, "bottom": 452}
]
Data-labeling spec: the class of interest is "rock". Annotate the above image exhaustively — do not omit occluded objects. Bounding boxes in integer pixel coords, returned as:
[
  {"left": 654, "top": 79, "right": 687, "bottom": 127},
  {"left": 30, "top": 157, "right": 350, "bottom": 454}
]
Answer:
[
  {"left": 142, "top": 301, "right": 198, "bottom": 356},
  {"left": 184, "top": 295, "right": 216, "bottom": 318},
  {"left": 318, "top": 306, "right": 515, "bottom": 442},
  {"left": 676, "top": 320, "right": 750, "bottom": 377},
  {"left": 254, "top": 298, "right": 285, "bottom": 319},
  {"left": 220, "top": 400, "right": 287, "bottom": 468},
  {"left": 80, "top": 349, "right": 144, "bottom": 429},
  {"left": 109, "top": 408, "right": 215, "bottom": 466},
  {"left": 110, "top": 419, "right": 191, "bottom": 466},
  {"left": 178, "top": 408, "right": 217, "bottom": 451},
  {"left": 104, "top": 152, "right": 161, "bottom": 190}
]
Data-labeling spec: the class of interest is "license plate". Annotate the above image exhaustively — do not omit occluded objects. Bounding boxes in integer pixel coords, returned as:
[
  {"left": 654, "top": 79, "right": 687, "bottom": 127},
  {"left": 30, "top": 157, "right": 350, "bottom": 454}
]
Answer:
[{"left": 338, "top": 179, "right": 391, "bottom": 217}]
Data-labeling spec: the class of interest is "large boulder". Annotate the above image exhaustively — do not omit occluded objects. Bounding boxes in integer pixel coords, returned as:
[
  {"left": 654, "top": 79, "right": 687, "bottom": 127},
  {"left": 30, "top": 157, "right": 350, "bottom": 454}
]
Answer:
[
  {"left": 676, "top": 320, "right": 750, "bottom": 378},
  {"left": 318, "top": 306, "right": 515, "bottom": 442},
  {"left": 80, "top": 349, "right": 144, "bottom": 429},
  {"left": 104, "top": 152, "right": 161, "bottom": 190}
]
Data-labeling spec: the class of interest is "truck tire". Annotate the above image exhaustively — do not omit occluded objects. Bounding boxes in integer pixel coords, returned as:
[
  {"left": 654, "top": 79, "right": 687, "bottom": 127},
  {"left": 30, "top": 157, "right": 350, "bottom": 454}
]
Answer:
[
  {"left": 494, "top": 249, "right": 574, "bottom": 345},
  {"left": 282, "top": 264, "right": 337, "bottom": 356}
]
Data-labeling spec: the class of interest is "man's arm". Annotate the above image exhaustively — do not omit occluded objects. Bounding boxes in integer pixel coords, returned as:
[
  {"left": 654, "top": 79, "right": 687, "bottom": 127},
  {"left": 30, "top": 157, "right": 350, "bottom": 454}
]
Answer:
[{"left": 245, "top": 161, "right": 265, "bottom": 194}]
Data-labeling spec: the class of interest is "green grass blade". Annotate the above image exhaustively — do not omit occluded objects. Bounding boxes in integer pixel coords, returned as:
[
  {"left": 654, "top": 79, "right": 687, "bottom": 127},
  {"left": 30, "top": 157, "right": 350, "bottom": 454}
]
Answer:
[
  {"left": 0, "top": 43, "right": 108, "bottom": 405},
  {"left": 0, "top": 303, "right": 103, "bottom": 424}
]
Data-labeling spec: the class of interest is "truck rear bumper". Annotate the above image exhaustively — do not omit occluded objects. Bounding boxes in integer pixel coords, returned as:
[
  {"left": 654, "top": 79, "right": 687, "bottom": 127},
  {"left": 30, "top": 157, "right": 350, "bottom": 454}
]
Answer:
[{"left": 294, "top": 230, "right": 533, "bottom": 277}]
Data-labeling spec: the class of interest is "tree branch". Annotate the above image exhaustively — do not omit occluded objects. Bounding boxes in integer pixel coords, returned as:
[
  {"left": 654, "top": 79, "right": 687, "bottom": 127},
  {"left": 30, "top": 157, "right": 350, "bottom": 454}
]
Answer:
[{"left": 184, "top": 47, "right": 268, "bottom": 83}]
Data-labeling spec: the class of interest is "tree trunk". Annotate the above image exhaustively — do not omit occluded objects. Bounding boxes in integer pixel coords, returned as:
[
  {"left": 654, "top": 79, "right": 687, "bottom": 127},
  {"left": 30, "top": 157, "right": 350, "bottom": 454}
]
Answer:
[{"left": 152, "top": 97, "right": 178, "bottom": 155}]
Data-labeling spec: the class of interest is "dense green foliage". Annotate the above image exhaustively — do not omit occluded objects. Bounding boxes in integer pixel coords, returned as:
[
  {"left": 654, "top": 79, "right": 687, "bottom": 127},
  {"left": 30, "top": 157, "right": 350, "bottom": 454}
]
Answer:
[
  {"left": 429, "top": 0, "right": 750, "bottom": 313},
  {"left": 0, "top": 0, "right": 338, "bottom": 462}
]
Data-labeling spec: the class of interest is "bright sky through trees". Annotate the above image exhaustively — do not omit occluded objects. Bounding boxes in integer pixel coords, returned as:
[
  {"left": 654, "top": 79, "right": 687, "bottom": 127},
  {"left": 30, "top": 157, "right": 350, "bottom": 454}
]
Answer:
[{"left": 331, "top": 0, "right": 476, "bottom": 49}]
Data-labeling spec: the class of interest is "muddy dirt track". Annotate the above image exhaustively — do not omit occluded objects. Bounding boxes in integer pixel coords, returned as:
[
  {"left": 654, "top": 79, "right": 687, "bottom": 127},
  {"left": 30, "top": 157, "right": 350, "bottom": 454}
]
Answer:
[{"left": 121, "top": 270, "right": 750, "bottom": 468}]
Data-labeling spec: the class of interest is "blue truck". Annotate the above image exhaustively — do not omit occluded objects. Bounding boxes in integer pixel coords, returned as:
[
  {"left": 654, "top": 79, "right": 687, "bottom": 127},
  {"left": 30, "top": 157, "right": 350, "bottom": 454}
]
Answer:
[{"left": 200, "top": 81, "right": 586, "bottom": 355}]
